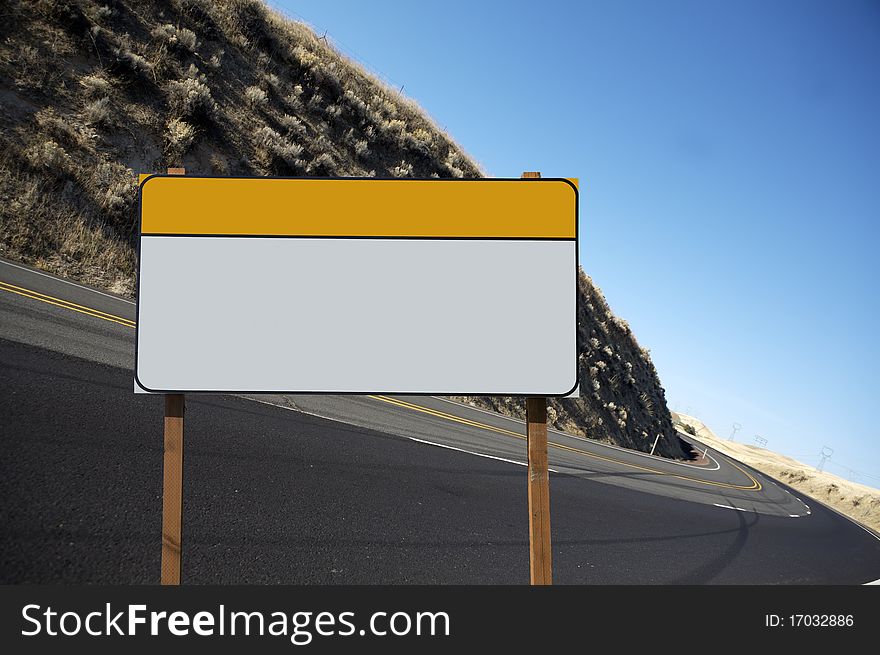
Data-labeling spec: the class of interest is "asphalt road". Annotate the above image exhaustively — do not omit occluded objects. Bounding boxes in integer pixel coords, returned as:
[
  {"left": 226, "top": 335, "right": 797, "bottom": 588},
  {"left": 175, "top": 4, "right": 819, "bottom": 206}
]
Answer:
[{"left": 1, "top": 255, "right": 879, "bottom": 584}]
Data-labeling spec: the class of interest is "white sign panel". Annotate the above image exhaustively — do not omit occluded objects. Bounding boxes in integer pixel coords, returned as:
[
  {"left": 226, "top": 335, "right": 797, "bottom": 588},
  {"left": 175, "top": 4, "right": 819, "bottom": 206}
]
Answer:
[{"left": 136, "top": 176, "right": 578, "bottom": 395}]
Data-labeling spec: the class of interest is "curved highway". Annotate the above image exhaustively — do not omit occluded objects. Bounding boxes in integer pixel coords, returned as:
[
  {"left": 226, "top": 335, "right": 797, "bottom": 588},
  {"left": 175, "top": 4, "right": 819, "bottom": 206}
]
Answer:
[{"left": 1, "top": 255, "right": 878, "bottom": 584}]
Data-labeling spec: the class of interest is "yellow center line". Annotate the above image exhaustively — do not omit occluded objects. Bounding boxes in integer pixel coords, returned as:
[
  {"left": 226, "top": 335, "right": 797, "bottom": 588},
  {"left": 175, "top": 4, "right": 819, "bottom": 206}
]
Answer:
[
  {"left": 0, "top": 281, "right": 135, "bottom": 329},
  {"left": 1, "top": 278, "right": 761, "bottom": 492},
  {"left": 369, "top": 395, "right": 527, "bottom": 440},
  {"left": 370, "top": 395, "right": 761, "bottom": 492}
]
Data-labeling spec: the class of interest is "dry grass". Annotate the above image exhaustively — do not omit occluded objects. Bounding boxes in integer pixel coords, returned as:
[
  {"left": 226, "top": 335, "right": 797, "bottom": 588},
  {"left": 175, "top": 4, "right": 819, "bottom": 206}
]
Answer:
[{"left": 0, "top": 0, "right": 482, "bottom": 296}]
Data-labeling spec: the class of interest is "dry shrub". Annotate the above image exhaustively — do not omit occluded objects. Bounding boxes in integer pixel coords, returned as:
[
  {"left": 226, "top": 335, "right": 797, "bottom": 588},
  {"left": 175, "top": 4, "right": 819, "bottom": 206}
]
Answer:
[
  {"left": 210, "top": 154, "right": 229, "bottom": 174},
  {"left": 166, "top": 69, "right": 215, "bottom": 121},
  {"left": 308, "top": 152, "right": 335, "bottom": 175},
  {"left": 391, "top": 160, "right": 413, "bottom": 178},
  {"left": 164, "top": 118, "right": 197, "bottom": 161},
  {"left": 279, "top": 114, "right": 306, "bottom": 137},
  {"left": 87, "top": 161, "right": 138, "bottom": 227},
  {"left": 89, "top": 5, "right": 114, "bottom": 23},
  {"left": 264, "top": 72, "right": 282, "bottom": 91},
  {"left": 79, "top": 73, "right": 113, "bottom": 98},
  {"left": 8, "top": 44, "right": 44, "bottom": 88},
  {"left": 244, "top": 85, "right": 268, "bottom": 108},
  {"left": 112, "top": 35, "right": 153, "bottom": 76},
  {"left": 324, "top": 103, "right": 343, "bottom": 122},
  {"left": 83, "top": 97, "right": 112, "bottom": 127},
  {"left": 25, "top": 140, "right": 70, "bottom": 172},
  {"left": 152, "top": 24, "right": 198, "bottom": 52},
  {"left": 254, "top": 126, "right": 303, "bottom": 173},
  {"left": 354, "top": 140, "right": 369, "bottom": 158},
  {"left": 34, "top": 108, "right": 85, "bottom": 149}
]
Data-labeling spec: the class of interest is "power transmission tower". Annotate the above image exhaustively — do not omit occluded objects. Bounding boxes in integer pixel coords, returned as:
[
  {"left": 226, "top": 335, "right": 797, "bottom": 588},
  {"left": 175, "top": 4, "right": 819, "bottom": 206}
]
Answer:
[
  {"left": 817, "top": 446, "right": 833, "bottom": 472},
  {"left": 729, "top": 422, "right": 742, "bottom": 441}
]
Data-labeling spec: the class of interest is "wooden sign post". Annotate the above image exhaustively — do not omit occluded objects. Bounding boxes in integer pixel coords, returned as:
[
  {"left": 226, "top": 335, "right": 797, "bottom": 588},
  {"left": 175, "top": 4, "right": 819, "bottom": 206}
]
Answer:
[
  {"left": 160, "top": 167, "right": 185, "bottom": 585},
  {"left": 522, "top": 171, "right": 552, "bottom": 585}
]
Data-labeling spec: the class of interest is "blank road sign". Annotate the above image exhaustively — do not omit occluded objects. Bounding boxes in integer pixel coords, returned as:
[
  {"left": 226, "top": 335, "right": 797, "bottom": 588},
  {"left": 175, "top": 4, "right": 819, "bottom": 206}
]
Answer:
[{"left": 136, "top": 176, "right": 578, "bottom": 395}]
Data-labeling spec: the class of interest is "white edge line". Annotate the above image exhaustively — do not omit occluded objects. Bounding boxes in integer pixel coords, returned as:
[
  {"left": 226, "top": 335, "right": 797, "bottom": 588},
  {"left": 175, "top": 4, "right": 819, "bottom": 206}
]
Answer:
[
  {"left": 170, "top": 397, "right": 880, "bottom": 542},
  {"left": 712, "top": 503, "right": 750, "bottom": 512},
  {"left": 754, "top": 478, "right": 878, "bottom": 543},
  {"left": 0, "top": 258, "right": 136, "bottom": 305},
  {"left": 797, "top": 494, "right": 880, "bottom": 544},
  {"left": 786, "top": 488, "right": 880, "bottom": 550},
  {"left": 864, "top": 578, "right": 880, "bottom": 585},
  {"left": 243, "top": 397, "right": 557, "bottom": 472},
  {"left": 408, "top": 436, "right": 558, "bottom": 472},
  {"left": 432, "top": 396, "right": 721, "bottom": 471},
  {"left": 786, "top": 494, "right": 812, "bottom": 515}
]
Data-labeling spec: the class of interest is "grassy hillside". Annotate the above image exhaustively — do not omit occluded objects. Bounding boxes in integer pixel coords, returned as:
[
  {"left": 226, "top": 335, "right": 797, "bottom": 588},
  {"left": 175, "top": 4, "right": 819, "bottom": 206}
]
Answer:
[{"left": 0, "top": 0, "right": 689, "bottom": 459}]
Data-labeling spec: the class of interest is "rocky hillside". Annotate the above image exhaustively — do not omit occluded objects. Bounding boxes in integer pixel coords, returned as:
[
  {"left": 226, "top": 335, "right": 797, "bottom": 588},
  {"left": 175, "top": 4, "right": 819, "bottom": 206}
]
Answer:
[
  {"left": 454, "top": 271, "right": 686, "bottom": 458},
  {"left": 0, "top": 0, "right": 689, "bottom": 459}
]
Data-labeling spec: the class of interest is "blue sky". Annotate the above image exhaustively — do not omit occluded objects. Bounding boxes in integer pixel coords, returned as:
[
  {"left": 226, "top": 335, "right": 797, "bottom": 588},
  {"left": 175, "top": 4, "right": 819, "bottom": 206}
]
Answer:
[{"left": 274, "top": 0, "right": 880, "bottom": 483}]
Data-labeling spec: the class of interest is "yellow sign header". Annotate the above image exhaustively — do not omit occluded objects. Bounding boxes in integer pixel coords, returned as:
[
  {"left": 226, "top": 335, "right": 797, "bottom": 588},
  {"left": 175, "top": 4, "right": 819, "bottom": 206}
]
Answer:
[{"left": 139, "top": 177, "right": 577, "bottom": 239}]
